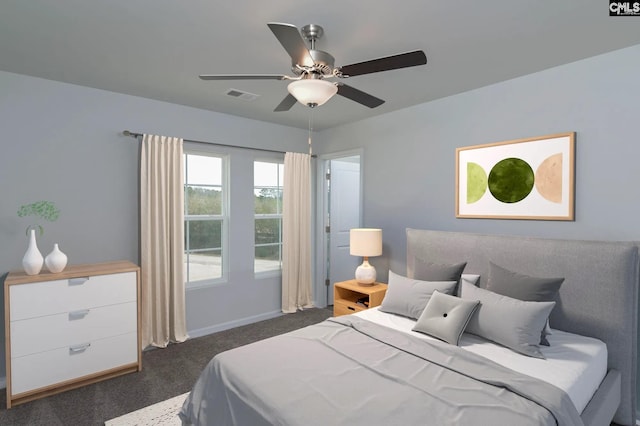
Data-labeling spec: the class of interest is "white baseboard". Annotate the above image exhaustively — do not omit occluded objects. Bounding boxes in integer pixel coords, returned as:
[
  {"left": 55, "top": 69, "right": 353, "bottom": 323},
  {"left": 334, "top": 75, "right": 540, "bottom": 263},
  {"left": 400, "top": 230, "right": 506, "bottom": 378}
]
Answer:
[{"left": 187, "top": 310, "right": 283, "bottom": 339}]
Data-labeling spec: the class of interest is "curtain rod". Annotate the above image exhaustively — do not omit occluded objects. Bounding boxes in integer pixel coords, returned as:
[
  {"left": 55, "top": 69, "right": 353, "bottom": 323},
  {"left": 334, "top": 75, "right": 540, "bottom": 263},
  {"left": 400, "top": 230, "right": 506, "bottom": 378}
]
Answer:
[{"left": 122, "top": 130, "right": 315, "bottom": 157}]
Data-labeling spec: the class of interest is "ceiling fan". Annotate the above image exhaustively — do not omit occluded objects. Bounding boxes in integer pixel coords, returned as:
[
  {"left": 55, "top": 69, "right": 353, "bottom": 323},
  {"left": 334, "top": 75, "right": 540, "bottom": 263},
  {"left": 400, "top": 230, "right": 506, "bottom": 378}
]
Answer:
[{"left": 199, "top": 22, "right": 427, "bottom": 111}]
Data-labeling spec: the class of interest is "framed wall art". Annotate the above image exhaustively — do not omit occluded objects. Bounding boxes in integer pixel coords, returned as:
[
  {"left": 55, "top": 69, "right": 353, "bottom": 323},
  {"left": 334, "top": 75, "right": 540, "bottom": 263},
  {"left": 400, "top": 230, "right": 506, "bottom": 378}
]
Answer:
[{"left": 456, "top": 132, "right": 575, "bottom": 220}]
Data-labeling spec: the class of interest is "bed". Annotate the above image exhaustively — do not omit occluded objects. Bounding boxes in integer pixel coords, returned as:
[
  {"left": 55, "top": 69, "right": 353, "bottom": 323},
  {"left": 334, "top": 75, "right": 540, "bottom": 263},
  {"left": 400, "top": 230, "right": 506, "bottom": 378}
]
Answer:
[{"left": 180, "top": 229, "right": 639, "bottom": 426}]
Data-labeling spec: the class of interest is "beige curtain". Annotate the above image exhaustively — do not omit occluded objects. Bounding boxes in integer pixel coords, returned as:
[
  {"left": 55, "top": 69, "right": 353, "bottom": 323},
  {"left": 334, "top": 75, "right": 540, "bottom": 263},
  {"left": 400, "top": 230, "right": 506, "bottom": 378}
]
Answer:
[
  {"left": 140, "top": 134, "right": 188, "bottom": 348},
  {"left": 282, "top": 152, "right": 313, "bottom": 313}
]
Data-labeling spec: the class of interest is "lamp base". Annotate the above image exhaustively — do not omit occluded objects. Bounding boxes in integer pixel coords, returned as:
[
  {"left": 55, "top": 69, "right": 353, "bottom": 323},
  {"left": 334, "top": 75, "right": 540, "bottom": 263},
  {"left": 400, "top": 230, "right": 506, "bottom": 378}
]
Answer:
[{"left": 355, "top": 259, "right": 376, "bottom": 286}]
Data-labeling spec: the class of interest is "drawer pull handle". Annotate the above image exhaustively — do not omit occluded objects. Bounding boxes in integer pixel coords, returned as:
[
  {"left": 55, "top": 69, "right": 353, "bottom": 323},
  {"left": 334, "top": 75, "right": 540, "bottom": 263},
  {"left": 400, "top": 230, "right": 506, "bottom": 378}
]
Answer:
[
  {"left": 348, "top": 306, "right": 355, "bottom": 311},
  {"left": 69, "top": 277, "right": 89, "bottom": 286},
  {"left": 69, "top": 343, "right": 91, "bottom": 354},
  {"left": 68, "top": 310, "right": 90, "bottom": 320}
]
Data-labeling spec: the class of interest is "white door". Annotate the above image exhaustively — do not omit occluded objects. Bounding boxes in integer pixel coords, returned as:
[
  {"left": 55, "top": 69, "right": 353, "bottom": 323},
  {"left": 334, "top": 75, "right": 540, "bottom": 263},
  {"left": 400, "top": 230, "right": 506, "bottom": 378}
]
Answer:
[{"left": 327, "top": 156, "right": 361, "bottom": 304}]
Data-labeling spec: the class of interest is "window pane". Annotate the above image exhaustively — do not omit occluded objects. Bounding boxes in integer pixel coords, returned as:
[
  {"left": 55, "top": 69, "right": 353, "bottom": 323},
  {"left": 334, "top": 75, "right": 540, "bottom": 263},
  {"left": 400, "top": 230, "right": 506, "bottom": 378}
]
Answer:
[
  {"left": 184, "top": 249, "right": 221, "bottom": 282},
  {"left": 184, "top": 152, "right": 225, "bottom": 286},
  {"left": 185, "top": 155, "right": 222, "bottom": 186},
  {"left": 254, "top": 161, "right": 280, "bottom": 186},
  {"left": 255, "top": 218, "right": 281, "bottom": 245},
  {"left": 255, "top": 245, "right": 281, "bottom": 273},
  {"left": 254, "top": 188, "right": 283, "bottom": 214},
  {"left": 254, "top": 160, "right": 283, "bottom": 274},
  {"left": 186, "top": 220, "right": 222, "bottom": 250},
  {"left": 186, "top": 185, "right": 222, "bottom": 215},
  {"left": 255, "top": 245, "right": 280, "bottom": 261}
]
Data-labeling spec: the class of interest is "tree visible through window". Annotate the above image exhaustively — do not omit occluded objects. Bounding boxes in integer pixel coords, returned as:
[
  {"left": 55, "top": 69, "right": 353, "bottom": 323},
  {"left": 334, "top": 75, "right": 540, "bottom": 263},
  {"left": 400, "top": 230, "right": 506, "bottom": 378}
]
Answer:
[
  {"left": 184, "top": 154, "right": 225, "bottom": 286},
  {"left": 254, "top": 161, "right": 284, "bottom": 273}
]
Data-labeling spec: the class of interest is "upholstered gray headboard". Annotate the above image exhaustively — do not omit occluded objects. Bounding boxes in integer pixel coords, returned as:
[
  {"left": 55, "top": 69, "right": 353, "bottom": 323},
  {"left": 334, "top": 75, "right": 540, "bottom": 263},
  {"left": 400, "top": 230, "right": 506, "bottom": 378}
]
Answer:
[{"left": 406, "top": 228, "right": 639, "bottom": 426}]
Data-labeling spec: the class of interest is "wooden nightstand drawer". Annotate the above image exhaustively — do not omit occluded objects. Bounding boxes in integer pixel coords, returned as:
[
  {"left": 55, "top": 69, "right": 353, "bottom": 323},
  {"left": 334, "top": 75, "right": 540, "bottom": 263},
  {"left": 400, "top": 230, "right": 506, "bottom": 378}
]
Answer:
[
  {"left": 334, "top": 300, "right": 366, "bottom": 316},
  {"left": 333, "top": 280, "right": 387, "bottom": 317}
]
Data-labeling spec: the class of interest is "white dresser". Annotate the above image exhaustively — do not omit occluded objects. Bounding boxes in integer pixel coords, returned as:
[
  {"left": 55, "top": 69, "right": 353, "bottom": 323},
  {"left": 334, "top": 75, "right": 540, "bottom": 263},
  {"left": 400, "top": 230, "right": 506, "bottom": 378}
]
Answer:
[{"left": 4, "top": 261, "right": 141, "bottom": 408}]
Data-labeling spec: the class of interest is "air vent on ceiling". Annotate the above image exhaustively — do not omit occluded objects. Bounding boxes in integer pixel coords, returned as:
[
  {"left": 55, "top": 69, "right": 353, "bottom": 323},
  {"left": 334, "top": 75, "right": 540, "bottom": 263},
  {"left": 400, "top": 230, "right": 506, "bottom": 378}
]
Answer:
[{"left": 225, "top": 89, "right": 260, "bottom": 102}]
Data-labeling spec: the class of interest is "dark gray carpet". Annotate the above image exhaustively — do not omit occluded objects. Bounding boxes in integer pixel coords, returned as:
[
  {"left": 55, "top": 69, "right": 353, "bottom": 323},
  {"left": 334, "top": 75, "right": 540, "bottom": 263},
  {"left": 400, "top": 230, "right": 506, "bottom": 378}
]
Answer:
[{"left": 0, "top": 307, "right": 333, "bottom": 426}]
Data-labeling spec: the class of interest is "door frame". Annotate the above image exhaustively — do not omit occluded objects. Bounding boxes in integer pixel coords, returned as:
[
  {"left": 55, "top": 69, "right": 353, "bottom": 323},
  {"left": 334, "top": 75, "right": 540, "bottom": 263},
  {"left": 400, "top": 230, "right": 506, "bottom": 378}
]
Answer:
[{"left": 314, "top": 148, "right": 364, "bottom": 307}]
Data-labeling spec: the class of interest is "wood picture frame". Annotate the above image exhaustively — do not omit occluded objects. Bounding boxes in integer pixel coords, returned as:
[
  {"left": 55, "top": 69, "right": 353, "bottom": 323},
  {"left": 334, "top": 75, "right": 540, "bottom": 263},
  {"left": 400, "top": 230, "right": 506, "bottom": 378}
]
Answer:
[{"left": 456, "top": 132, "right": 575, "bottom": 220}]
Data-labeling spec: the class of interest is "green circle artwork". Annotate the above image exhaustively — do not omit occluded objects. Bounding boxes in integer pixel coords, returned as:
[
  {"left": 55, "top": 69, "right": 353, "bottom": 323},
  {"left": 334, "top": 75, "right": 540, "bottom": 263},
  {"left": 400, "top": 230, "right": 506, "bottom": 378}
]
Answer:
[
  {"left": 488, "top": 158, "right": 534, "bottom": 203},
  {"left": 466, "top": 162, "right": 487, "bottom": 203}
]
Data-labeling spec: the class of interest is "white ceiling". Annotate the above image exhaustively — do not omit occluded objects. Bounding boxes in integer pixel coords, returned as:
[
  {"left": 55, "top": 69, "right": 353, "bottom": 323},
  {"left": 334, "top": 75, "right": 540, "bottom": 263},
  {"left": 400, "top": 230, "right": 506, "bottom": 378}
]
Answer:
[{"left": 1, "top": 1, "right": 639, "bottom": 130}]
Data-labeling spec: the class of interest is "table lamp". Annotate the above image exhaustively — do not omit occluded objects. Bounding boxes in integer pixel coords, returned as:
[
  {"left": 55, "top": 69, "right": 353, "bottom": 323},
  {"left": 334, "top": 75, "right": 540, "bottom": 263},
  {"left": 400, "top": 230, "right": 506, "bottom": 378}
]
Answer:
[{"left": 350, "top": 228, "right": 383, "bottom": 285}]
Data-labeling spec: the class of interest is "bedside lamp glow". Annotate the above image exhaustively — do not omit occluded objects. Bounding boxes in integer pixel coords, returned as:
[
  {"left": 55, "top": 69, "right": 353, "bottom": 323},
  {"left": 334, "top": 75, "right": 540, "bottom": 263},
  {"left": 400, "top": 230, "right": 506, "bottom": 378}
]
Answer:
[{"left": 350, "top": 228, "right": 382, "bottom": 285}]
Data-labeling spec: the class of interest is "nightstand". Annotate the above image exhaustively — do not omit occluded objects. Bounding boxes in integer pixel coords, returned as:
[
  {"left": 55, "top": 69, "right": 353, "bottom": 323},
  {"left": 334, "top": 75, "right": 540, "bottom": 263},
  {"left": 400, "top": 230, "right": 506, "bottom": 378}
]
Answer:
[{"left": 333, "top": 279, "right": 387, "bottom": 317}]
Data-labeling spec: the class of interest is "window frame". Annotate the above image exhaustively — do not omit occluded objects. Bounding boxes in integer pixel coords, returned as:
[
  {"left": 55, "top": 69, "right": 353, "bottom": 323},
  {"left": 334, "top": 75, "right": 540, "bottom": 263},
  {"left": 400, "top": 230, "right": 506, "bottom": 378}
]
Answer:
[
  {"left": 183, "top": 150, "right": 229, "bottom": 289},
  {"left": 253, "top": 159, "right": 284, "bottom": 277}
]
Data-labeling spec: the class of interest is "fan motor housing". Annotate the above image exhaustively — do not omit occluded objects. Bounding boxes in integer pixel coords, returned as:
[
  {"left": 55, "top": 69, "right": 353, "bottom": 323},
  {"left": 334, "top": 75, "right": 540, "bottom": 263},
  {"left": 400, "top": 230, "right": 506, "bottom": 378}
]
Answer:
[{"left": 292, "top": 49, "right": 334, "bottom": 76}]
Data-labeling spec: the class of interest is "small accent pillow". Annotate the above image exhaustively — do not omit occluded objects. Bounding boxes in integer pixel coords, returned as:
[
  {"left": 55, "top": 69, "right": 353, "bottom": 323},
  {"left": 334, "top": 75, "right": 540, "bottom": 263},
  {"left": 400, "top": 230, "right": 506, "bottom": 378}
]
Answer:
[
  {"left": 460, "top": 280, "right": 555, "bottom": 359},
  {"left": 486, "top": 262, "right": 564, "bottom": 346},
  {"left": 412, "top": 290, "right": 480, "bottom": 345},
  {"left": 379, "top": 271, "right": 457, "bottom": 320}
]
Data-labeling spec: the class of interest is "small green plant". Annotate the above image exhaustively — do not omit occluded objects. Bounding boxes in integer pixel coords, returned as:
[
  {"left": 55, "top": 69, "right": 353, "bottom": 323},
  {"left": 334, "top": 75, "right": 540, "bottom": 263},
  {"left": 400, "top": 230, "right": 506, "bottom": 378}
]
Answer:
[{"left": 17, "top": 200, "right": 60, "bottom": 235}]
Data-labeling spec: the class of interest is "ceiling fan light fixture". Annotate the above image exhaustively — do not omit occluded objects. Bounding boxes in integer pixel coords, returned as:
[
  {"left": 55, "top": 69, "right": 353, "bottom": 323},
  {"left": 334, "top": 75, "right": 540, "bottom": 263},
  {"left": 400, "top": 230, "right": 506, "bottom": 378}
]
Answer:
[{"left": 287, "top": 79, "right": 338, "bottom": 107}]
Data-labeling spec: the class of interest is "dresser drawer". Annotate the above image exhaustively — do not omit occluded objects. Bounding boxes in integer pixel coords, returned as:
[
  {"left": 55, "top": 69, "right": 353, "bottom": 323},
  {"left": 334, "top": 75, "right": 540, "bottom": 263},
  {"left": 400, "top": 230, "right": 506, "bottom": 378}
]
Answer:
[
  {"left": 10, "top": 301, "right": 137, "bottom": 358},
  {"left": 10, "top": 271, "right": 137, "bottom": 320},
  {"left": 11, "top": 332, "right": 138, "bottom": 395}
]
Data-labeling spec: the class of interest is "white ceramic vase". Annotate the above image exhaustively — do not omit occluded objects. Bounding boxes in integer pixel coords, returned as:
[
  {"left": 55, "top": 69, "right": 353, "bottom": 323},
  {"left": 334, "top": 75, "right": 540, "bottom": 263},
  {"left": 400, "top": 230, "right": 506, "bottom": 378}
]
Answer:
[
  {"left": 45, "top": 243, "right": 68, "bottom": 273},
  {"left": 22, "top": 228, "right": 44, "bottom": 275}
]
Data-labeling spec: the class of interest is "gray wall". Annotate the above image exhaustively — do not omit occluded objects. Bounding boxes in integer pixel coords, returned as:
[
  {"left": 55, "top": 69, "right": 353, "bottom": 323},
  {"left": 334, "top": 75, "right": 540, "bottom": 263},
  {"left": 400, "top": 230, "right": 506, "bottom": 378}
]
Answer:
[
  {"left": 316, "top": 43, "right": 640, "bottom": 278},
  {"left": 0, "top": 70, "right": 308, "bottom": 380}
]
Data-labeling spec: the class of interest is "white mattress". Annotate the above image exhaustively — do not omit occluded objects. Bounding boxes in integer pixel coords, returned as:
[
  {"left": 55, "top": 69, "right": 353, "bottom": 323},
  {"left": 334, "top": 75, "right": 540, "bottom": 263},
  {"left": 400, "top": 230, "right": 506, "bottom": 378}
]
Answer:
[{"left": 353, "top": 307, "right": 607, "bottom": 414}]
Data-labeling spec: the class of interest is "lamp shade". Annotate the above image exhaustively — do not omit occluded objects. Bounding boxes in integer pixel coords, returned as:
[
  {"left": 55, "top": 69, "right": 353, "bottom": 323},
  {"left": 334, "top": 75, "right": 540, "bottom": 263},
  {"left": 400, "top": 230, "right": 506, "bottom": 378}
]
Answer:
[
  {"left": 287, "top": 79, "right": 338, "bottom": 107},
  {"left": 349, "top": 228, "right": 383, "bottom": 257}
]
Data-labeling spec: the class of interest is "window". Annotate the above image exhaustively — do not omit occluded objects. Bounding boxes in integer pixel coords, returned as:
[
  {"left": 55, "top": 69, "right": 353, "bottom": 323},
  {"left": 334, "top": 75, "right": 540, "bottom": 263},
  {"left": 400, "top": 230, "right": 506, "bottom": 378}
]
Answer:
[
  {"left": 184, "top": 153, "right": 226, "bottom": 287},
  {"left": 254, "top": 160, "right": 284, "bottom": 274}
]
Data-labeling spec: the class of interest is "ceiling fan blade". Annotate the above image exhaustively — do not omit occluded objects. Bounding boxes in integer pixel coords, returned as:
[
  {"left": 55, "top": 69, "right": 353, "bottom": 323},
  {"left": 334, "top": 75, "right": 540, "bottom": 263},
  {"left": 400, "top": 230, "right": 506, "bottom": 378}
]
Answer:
[
  {"left": 199, "top": 74, "right": 287, "bottom": 81},
  {"left": 267, "top": 22, "right": 314, "bottom": 67},
  {"left": 274, "top": 94, "right": 298, "bottom": 112},
  {"left": 337, "top": 50, "right": 427, "bottom": 77},
  {"left": 337, "top": 84, "right": 385, "bottom": 108}
]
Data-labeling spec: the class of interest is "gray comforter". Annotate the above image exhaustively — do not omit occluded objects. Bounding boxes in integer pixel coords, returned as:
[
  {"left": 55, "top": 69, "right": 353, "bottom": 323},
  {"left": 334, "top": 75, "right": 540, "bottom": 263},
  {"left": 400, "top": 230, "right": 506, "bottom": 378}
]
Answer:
[{"left": 179, "top": 316, "right": 583, "bottom": 426}]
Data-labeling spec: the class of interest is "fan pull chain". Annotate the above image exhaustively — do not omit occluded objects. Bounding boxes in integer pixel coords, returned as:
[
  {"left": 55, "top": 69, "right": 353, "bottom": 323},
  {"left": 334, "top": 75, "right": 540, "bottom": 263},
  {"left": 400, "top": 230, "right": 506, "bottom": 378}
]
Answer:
[{"left": 308, "top": 110, "right": 313, "bottom": 156}]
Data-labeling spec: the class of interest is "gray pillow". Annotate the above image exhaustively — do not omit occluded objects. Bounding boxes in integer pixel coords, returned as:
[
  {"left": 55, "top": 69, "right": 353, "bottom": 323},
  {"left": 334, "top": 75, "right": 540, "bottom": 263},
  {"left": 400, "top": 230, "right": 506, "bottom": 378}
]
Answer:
[
  {"left": 460, "top": 280, "right": 555, "bottom": 359},
  {"left": 412, "top": 290, "right": 480, "bottom": 345},
  {"left": 487, "top": 262, "right": 564, "bottom": 346},
  {"left": 487, "top": 262, "right": 564, "bottom": 302},
  {"left": 379, "top": 271, "right": 457, "bottom": 320},
  {"left": 461, "top": 274, "right": 480, "bottom": 286},
  {"left": 414, "top": 259, "right": 467, "bottom": 282}
]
